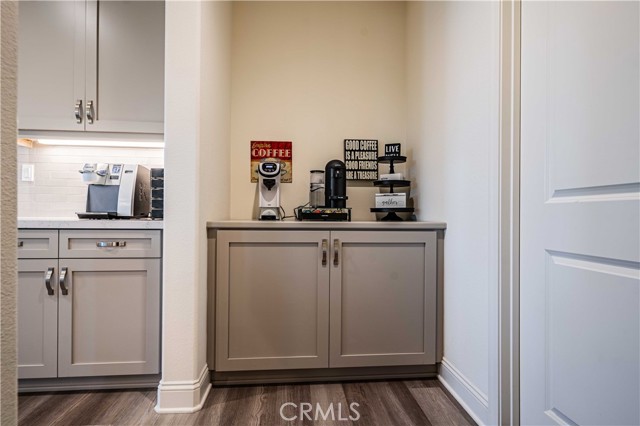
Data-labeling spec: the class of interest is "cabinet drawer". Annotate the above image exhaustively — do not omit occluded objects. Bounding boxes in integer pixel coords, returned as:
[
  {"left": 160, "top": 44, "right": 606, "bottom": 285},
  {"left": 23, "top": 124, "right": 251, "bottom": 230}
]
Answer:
[
  {"left": 17, "top": 230, "right": 59, "bottom": 259},
  {"left": 59, "top": 230, "right": 161, "bottom": 258}
]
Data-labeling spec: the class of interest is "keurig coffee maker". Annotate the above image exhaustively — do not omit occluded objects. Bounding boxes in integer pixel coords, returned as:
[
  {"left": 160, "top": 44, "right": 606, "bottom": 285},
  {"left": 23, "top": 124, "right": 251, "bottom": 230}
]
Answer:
[
  {"left": 77, "top": 163, "right": 150, "bottom": 219},
  {"left": 325, "top": 159, "right": 348, "bottom": 208},
  {"left": 257, "top": 159, "right": 282, "bottom": 220}
]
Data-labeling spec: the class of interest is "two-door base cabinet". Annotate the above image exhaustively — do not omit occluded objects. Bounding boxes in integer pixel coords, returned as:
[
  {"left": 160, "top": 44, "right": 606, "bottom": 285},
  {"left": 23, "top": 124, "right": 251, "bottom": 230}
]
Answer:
[
  {"left": 209, "top": 221, "right": 445, "bottom": 380},
  {"left": 17, "top": 228, "right": 162, "bottom": 389}
]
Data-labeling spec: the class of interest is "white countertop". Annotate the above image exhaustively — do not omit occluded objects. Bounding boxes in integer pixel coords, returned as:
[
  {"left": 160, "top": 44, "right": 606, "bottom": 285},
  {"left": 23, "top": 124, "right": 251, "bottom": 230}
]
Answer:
[
  {"left": 18, "top": 217, "right": 163, "bottom": 230},
  {"left": 207, "top": 220, "right": 446, "bottom": 230}
]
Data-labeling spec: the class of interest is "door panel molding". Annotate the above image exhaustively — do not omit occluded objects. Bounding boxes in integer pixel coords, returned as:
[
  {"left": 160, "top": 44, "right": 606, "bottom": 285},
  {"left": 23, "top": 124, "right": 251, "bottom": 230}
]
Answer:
[
  {"left": 544, "top": 408, "right": 577, "bottom": 426},
  {"left": 544, "top": 252, "right": 639, "bottom": 425},
  {"left": 547, "top": 250, "right": 640, "bottom": 279},
  {"left": 548, "top": 182, "right": 640, "bottom": 203}
]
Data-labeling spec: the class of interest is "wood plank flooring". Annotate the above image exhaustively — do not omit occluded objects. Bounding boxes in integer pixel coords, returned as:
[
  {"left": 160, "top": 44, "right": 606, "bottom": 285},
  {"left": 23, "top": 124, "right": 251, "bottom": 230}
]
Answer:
[{"left": 19, "top": 379, "right": 476, "bottom": 426}]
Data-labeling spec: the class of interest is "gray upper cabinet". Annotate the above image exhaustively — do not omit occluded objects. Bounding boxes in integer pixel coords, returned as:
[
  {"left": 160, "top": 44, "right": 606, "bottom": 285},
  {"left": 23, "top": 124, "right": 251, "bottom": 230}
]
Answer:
[
  {"left": 84, "top": 0, "right": 164, "bottom": 133},
  {"left": 17, "top": 1, "right": 85, "bottom": 132},
  {"left": 18, "top": 0, "right": 164, "bottom": 135}
]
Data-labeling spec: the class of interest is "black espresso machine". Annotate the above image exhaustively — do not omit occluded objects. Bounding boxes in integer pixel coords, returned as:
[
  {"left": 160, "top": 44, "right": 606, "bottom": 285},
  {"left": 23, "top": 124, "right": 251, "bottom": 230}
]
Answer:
[{"left": 296, "top": 159, "right": 351, "bottom": 221}]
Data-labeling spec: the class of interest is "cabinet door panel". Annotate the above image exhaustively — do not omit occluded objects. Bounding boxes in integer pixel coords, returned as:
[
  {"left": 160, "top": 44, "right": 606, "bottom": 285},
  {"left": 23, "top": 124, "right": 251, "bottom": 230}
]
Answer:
[
  {"left": 330, "top": 231, "right": 437, "bottom": 367},
  {"left": 17, "top": 0, "right": 85, "bottom": 131},
  {"left": 85, "top": 0, "right": 164, "bottom": 133},
  {"left": 18, "top": 260, "right": 58, "bottom": 379},
  {"left": 216, "top": 230, "right": 330, "bottom": 371},
  {"left": 58, "top": 258, "right": 160, "bottom": 377}
]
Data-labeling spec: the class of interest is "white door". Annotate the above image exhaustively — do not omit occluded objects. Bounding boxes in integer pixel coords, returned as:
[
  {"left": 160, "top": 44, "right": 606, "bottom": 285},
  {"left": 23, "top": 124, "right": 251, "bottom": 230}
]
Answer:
[{"left": 521, "top": 2, "right": 639, "bottom": 425}]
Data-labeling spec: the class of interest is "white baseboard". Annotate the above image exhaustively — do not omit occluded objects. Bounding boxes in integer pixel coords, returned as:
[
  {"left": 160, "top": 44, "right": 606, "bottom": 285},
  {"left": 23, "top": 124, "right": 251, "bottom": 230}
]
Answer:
[
  {"left": 155, "top": 364, "right": 212, "bottom": 414},
  {"left": 438, "top": 358, "right": 489, "bottom": 425}
]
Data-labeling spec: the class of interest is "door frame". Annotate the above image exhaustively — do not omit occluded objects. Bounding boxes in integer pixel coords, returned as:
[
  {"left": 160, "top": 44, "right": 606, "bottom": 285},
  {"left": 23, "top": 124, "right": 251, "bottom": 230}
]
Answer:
[{"left": 497, "top": 0, "right": 521, "bottom": 425}]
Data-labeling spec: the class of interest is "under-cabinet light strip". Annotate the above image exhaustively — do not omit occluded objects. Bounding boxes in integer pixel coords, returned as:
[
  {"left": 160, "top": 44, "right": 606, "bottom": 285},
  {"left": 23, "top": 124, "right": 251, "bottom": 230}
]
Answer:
[{"left": 36, "top": 139, "right": 164, "bottom": 149}]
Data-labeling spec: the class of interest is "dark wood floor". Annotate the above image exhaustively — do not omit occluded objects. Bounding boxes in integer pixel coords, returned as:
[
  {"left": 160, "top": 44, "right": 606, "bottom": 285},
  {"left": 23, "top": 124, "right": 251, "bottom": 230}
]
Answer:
[{"left": 19, "top": 379, "right": 476, "bottom": 426}]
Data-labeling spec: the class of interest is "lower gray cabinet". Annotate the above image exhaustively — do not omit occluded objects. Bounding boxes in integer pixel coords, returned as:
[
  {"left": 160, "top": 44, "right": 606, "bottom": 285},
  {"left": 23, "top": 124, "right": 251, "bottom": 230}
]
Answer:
[
  {"left": 214, "top": 228, "right": 438, "bottom": 372},
  {"left": 329, "top": 231, "right": 437, "bottom": 368},
  {"left": 58, "top": 258, "right": 161, "bottom": 377},
  {"left": 17, "top": 259, "right": 58, "bottom": 379},
  {"left": 17, "top": 229, "right": 162, "bottom": 381},
  {"left": 216, "top": 230, "right": 330, "bottom": 371}
]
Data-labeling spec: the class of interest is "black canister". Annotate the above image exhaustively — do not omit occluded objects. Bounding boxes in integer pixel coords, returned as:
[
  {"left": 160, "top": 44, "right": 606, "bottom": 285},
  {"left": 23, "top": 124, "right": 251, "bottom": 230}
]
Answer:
[{"left": 325, "top": 159, "right": 348, "bottom": 208}]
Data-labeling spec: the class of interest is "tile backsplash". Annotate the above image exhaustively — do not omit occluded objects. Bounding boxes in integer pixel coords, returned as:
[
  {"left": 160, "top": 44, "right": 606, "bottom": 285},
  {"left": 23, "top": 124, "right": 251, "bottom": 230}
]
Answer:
[{"left": 18, "top": 144, "right": 164, "bottom": 218}]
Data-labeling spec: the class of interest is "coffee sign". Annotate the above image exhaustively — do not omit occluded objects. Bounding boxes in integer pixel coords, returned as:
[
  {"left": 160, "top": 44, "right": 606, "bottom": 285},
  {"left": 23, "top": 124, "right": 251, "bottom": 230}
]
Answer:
[
  {"left": 344, "top": 139, "right": 378, "bottom": 181},
  {"left": 250, "top": 141, "right": 293, "bottom": 183}
]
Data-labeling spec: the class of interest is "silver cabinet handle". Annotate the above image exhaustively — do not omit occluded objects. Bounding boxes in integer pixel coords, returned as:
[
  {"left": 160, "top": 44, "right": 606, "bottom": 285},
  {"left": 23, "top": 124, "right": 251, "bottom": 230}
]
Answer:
[
  {"left": 86, "top": 100, "right": 94, "bottom": 124},
  {"left": 59, "top": 267, "right": 68, "bottom": 296},
  {"left": 333, "top": 239, "right": 340, "bottom": 266},
  {"left": 75, "top": 99, "right": 83, "bottom": 124},
  {"left": 18, "top": 241, "right": 23, "bottom": 248},
  {"left": 322, "top": 239, "right": 328, "bottom": 266},
  {"left": 45, "top": 267, "right": 55, "bottom": 296},
  {"left": 96, "top": 241, "right": 126, "bottom": 248}
]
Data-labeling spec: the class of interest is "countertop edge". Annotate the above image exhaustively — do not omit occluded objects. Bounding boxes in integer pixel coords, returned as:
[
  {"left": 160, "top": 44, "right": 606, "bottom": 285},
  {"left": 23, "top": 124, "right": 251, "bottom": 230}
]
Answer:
[
  {"left": 18, "top": 218, "right": 164, "bottom": 230},
  {"left": 206, "top": 220, "right": 447, "bottom": 230}
]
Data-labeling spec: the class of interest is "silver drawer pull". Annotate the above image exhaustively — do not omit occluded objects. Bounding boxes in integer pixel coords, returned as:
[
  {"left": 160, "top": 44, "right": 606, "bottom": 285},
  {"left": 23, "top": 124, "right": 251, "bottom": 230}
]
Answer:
[
  {"left": 45, "top": 267, "right": 55, "bottom": 296},
  {"left": 59, "top": 267, "right": 68, "bottom": 296},
  {"left": 96, "top": 241, "right": 126, "bottom": 248},
  {"left": 75, "top": 99, "right": 83, "bottom": 124},
  {"left": 18, "top": 241, "right": 24, "bottom": 248},
  {"left": 86, "top": 100, "right": 95, "bottom": 124},
  {"left": 322, "top": 239, "right": 328, "bottom": 266}
]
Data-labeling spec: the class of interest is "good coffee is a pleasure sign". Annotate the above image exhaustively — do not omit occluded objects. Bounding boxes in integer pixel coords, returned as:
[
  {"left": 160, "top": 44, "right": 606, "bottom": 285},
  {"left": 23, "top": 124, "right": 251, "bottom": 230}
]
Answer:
[{"left": 344, "top": 139, "right": 378, "bottom": 181}]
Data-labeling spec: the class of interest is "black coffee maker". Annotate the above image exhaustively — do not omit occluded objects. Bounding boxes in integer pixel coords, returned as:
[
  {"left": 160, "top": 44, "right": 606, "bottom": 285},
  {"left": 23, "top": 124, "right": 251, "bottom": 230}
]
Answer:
[{"left": 325, "top": 160, "right": 348, "bottom": 208}]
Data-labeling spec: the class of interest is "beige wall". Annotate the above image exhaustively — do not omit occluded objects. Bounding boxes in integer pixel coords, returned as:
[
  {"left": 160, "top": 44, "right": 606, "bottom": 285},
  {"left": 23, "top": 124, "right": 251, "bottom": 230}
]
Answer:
[
  {"left": 16, "top": 1, "right": 408, "bottom": 223},
  {"left": 229, "top": 1, "right": 407, "bottom": 220},
  {"left": 197, "top": 0, "right": 232, "bottom": 380},
  {"left": 406, "top": 2, "right": 500, "bottom": 424},
  {"left": 17, "top": 145, "right": 163, "bottom": 217},
  {"left": 0, "top": 0, "right": 18, "bottom": 423}
]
